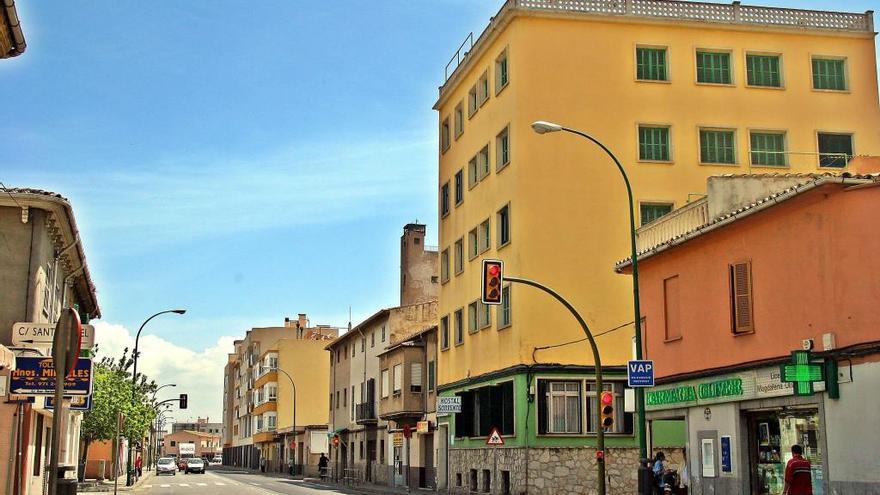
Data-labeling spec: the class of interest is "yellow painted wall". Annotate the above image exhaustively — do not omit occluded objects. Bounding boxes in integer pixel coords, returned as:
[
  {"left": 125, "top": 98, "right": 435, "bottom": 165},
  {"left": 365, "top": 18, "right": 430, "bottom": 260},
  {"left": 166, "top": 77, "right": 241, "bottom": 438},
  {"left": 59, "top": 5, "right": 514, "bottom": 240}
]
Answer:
[
  {"left": 276, "top": 338, "right": 332, "bottom": 430},
  {"left": 436, "top": 10, "right": 880, "bottom": 386}
]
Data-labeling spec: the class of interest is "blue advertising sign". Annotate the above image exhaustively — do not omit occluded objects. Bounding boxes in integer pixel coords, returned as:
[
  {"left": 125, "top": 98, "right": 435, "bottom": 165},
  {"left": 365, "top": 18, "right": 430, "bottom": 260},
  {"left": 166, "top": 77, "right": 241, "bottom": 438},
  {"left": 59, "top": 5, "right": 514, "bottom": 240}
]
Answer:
[
  {"left": 10, "top": 357, "right": 93, "bottom": 396},
  {"left": 627, "top": 360, "right": 655, "bottom": 387},
  {"left": 721, "top": 436, "right": 732, "bottom": 473},
  {"left": 45, "top": 395, "right": 92, "bottom": 411}
]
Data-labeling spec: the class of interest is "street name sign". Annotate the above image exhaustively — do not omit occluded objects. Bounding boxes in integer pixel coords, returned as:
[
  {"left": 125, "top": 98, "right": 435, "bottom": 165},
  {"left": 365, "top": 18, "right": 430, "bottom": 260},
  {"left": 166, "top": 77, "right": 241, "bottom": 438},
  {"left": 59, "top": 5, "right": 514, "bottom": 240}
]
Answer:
[
  {"left": 486, "top": 427, "right": 504, "bottom": 446},
  {"left": 437, "top": 396, "right": 462, "bottom": 415},
  {"left": 10, "top": 357, "right": 93, "bottom": 396},
  {"left": 12, "top": 322, "right": 96, "bottom": 349},
  {"left": 627, "top": 360, "right": 655, "bottom": 387}
]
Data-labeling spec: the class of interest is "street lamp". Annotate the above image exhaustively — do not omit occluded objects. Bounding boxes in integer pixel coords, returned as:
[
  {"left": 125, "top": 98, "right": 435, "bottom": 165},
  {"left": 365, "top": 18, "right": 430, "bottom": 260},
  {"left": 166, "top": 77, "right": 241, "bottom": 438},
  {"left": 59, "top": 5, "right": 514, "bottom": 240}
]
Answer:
[
  {"left": 273, "top": 367, "right": 297, "bottom": 477},
  {"left": 531, "top": 121, "right": 651, "bottom": 492},
  {"left": 148, "top": 384, "right": 176, "bottom": 467},
  {"left": 128, "top": 309, "right": 186, "bottom": 486},
  {"left": 152, "top": 383, "right": 177, "bottom": 400}
]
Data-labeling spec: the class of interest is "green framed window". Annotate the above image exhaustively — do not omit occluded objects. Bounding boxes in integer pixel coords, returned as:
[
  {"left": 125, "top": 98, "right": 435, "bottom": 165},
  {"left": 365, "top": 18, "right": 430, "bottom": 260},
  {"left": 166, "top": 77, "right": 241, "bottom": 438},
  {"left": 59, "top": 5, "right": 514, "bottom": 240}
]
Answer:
[
  {"left": 696, "top": 51, "right": 732, "bottom": 84},
  {"left": 812, "top": 58, "right": 846, "bottom": 91},
  {"left": 640, "top": 203, "right": 673, "bottom": 226},
  {"left": 818, "top": 133, "right": 853, "bottom": 168},
  {"left": 636, "top": 47, "right": 668, "bottom": 81},
  {"left": 700, "top": 129, "right": 736, "bottom": 164},
  {"left": 746, "top": 54, "right": 781, "bottom": 87},
  {"left": 638, "top": 126, "right": 670, "bottom": 161},
  {"left": 750, "top": 132, "right": 786, "bottom": 166}
]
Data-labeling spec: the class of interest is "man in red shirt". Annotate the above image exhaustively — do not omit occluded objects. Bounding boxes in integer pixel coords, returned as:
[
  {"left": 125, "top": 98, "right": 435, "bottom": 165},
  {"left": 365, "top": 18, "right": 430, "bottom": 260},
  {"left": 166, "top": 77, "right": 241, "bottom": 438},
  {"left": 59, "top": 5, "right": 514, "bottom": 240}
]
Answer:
[{"left": 783, "top": 444, "right": 812, "bottom": 495}]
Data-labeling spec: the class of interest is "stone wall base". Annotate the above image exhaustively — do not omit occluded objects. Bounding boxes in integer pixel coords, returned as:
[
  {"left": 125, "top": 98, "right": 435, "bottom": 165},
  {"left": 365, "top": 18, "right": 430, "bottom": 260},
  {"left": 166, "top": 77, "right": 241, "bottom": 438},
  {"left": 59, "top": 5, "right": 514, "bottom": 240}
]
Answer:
[{"left": 447, "top": 446, "right": 639, "bottom": 495}]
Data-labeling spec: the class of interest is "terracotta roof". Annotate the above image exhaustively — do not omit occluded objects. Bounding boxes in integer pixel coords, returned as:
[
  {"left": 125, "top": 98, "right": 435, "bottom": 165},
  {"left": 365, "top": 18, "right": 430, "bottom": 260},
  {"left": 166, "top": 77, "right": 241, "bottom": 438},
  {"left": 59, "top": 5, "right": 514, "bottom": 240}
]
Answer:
[{"left": 615, "top": 172, "right": 880, "bottom": 271}]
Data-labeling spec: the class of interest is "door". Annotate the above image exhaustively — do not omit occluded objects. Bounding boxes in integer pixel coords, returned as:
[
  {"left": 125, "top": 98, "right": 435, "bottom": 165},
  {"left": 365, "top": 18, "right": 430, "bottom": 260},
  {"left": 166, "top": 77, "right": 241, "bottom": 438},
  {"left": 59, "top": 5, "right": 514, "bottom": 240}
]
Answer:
[
  {"left": 393, "top": 445, "right": 405, "bottom": 486},
  {"left": 421, "top": 434, "right": 434, "bottom": 488},
  {"left": 437, "top": 425, "right": 448, "bottom": 490}
]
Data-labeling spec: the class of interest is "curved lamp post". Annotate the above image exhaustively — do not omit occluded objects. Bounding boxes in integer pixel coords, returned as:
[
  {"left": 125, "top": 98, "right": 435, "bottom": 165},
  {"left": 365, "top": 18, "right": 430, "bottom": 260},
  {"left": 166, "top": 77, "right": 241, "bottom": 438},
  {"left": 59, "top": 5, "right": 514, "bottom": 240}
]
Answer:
[
  {"left": 128, "top": 309, "right": 185, "bottom": 486},
  {"left": 532, "top": 121, "right": 650, "bottom": 492},
  {"left": 148, "top": 384, "right": 176, "bottom": 467},
  {"left": 273, "top": 367, "right": 297, "bottom": 477}
]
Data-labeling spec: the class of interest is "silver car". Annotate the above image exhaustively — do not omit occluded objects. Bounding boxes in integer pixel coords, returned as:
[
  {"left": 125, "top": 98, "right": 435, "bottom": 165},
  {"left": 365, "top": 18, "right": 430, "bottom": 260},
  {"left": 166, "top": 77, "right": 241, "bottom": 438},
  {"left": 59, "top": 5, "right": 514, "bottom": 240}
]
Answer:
[
  {"left": 157, "top": 457, "right": 176, "bottom": 476},
  {"left": 185, "top": 457, "right": 205, "bottom": 474}
]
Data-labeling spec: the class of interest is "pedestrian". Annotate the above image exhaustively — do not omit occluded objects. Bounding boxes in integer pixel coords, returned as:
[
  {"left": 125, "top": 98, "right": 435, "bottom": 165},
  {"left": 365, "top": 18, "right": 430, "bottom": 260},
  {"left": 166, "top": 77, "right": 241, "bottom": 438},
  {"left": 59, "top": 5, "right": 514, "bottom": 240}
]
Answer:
[
  {"left": 783, "top": 444, "right": 813, "bottom": 495},
  {"left": 135, "top": 455, "right": 143, "bottom": 478},
  {"left": 260, "top": 456, "right": 266, "bottom": 473},
  {"left": 652, "top": 451, "right": 667, "bottom": 494},
  {"left": 318, "top": 453, "right": 329, "bottom": 480}
]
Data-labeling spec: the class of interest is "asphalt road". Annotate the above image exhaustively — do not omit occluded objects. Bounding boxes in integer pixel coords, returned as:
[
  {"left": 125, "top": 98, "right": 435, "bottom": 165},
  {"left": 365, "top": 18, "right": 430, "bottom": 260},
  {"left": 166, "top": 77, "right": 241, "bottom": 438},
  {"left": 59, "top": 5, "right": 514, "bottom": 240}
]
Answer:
[{"left": 134, "top": 468, "right": 357, "bottom": 495}]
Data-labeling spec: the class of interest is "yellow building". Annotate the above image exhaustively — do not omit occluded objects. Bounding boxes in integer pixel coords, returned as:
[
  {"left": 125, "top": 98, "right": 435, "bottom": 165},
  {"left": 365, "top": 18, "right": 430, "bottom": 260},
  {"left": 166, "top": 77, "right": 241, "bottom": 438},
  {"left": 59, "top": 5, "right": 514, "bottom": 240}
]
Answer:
[{"left": 433, "top": 1, "right": 879, "bottom": 493}]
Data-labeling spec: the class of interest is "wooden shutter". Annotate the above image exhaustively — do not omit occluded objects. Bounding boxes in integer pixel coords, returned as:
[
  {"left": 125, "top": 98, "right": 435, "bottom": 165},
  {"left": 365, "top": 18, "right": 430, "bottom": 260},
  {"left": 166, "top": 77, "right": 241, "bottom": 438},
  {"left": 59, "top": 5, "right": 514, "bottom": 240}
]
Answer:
[{"left": 730, "top": 261, "right": 754, "bottom": 333}]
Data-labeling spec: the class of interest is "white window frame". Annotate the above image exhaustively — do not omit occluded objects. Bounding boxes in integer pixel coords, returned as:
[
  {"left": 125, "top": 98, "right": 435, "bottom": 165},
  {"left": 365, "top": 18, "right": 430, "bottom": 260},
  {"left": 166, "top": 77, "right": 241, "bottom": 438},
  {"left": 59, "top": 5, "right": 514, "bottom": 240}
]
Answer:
[{"left": 547, "top": 381, "right": 583, "bottom": 434}]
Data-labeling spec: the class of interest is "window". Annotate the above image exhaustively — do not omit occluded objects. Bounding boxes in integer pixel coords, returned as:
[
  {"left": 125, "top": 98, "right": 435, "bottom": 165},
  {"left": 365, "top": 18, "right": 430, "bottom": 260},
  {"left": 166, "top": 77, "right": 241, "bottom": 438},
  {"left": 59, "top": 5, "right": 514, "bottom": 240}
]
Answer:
[
  {"left": 495, "top": 49, "right": 509, "bottom": 92},
  {"left": 746, "top": 54, "right": 781, "bottom": 87},
  {"left": 428, "top": 361, "right": 436, "bottom": 392},
  {"left": 586, "top": 382, "right": 633, "bottom": 434},
  {"left": 393, "top": 364, "right": 403, "bottom": 394},
  {"left": 478, "top": 70, "right": 489, "bottom": 105},
  {"left": 441, "top": 117, "right": 451, "bottom": 153},
  {"left": 343, "top": 388, "right": 348, "bottom": 407},
  {"left": 361, "top": 337, "right": 366, "bottom": 353},
  {"left": 478, "top": 219, "right": 490, "bottom": 253},
  {"left": 351, "top": 343, "right": 354, "bottom": 357},
  {"left": 411, "top": 362, "right": 423, "bottom": 393},
  {"left": 636, "top": 47, "right": 667, "bottom": 81},
  {"left": 336, "top": 391, "right": 340, "bottom": 409},
  {"left": 454, "top": 102, "right": 464, "bottom": 138},
  {"left": 381, "top": 325, "right": 386, "bottom": 342},
  {"left": 441, "top": 182, "right": 450, "bottom": 216},
  {"left": 468, "top": 156, "right": 478, "bottom": 188},
  {"left": 468, "top": 228, "right": 478, "bottom": 259},
  {"left": 663, "top": 275, "right": 681, "bottom": 341},
  {"left": 441, "top": 248, "right": 450, "bottom": 283},
  {"left": 170, "top": 440, "right": 176, "bottom": 447},
  {"left": 454, "top": 169, "right": 464, "bottom": 205},
  {"left": 468, "top": 85, "right": 478, "bottom": 116},
  {"left": 640, "top": 203, "right": 673, "bottom": 226},
  {"left": 730, "top": 261, "right": 754, "bottom": 333},
  {"left": 817, "top": 133, "right": 853, "bottom": 168},
  {"left": 478, "top": 301, "right": 491, "bottom": 329},
  {"left": 696, "top": 51, "right": 732, "bottom": 84},
  {"left": 454, "top": 381, "right": 515, "bottom": 437},
  {"left": 638, "top": 126, "right": 670, "bottom": 161},
  {"left": 467, "top": 302, "right": 478, "bottom": 334},
  {"left": 812, "top": 57, "right": 846, "bottom": 91},
  {"left": 371, "top": 331, "right": 375, "bottom": 348},
  {"left": 750, "top": 132, "right": 786, "bottom": 166},
  {"left": 440, "top": 316, "right": 449, "bottom": 350},
  {"left": 498, "top": 285, "right": 511, "bottom": 329},
  {"left": 454, "top": 309, "right": 464, "bottom": 345},
  {"left": 700, "top": 129, "right": 736, "bottom": 164},
  {"left": 497, "top": 205, "right": 510, "bottom": 247},
  {"left": 496, "top": 126, "right": 510, "bottom": 171},
  {"left": 454, "top": 238, "right": 464, "bottom": 274},
  {"left": 477, "top": 146, "right": 490, "bottom": 180},
  {"left": 540, "top": 381, "right": 582, "bottom": 434}
]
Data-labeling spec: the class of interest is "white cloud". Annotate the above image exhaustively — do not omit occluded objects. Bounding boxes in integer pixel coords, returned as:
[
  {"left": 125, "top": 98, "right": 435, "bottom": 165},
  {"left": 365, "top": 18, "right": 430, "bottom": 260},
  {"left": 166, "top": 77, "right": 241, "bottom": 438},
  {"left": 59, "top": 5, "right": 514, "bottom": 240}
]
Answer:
[{"left": 93, "top": 321, "right": 234, "bottom": 425}]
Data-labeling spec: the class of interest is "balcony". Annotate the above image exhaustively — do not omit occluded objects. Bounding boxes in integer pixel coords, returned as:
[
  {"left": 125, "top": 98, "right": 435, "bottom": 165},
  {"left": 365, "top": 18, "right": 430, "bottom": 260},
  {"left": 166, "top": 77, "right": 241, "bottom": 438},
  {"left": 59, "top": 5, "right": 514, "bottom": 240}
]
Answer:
[
  {"left": 252, "top": 399, "right": 276, "bottom": 416},
  {"left": 355, "top": 401, "right": 377, "bottom": 425},
  {"left": 254, "top": 371, "right": 277, "bottom": 389}
]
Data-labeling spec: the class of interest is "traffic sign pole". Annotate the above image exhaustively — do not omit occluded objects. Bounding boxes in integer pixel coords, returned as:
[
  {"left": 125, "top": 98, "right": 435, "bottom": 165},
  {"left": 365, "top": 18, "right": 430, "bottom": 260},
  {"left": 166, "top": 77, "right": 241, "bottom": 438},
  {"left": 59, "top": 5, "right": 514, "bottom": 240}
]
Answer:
[{"left": 48, "top": 308, "right": 81, "bottom": 495}]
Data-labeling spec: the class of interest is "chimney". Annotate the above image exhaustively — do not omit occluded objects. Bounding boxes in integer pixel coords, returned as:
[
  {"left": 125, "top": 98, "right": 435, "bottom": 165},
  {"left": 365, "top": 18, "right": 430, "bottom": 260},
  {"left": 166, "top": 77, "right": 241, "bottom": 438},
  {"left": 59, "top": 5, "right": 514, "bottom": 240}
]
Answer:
[{"left": 298, "top": 313, "right": 307, "bottom": 329}]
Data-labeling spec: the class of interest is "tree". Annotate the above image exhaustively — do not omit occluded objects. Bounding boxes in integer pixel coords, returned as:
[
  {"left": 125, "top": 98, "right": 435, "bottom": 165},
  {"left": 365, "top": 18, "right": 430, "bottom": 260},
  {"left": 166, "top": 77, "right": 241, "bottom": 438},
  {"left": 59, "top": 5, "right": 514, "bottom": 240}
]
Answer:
[{"left": 80, "top": 347, "right": 159, "bottom": 465}]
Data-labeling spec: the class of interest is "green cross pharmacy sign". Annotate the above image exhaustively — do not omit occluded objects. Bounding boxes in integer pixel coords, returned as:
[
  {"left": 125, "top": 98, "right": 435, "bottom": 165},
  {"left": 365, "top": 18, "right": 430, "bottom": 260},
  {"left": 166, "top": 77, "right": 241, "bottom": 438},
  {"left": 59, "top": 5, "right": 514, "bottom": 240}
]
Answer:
[{"left": 780, "top": 351, "right": 824, "bottom": 396}]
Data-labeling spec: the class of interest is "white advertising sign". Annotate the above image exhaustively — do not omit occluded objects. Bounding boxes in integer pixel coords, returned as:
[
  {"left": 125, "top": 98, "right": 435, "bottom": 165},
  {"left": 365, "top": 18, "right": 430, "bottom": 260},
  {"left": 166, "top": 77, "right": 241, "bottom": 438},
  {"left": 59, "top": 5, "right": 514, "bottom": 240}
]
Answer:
[
  {"left": 179, "top": 442, "right": 196, "bottom": 455},
  {"left": 437, "top": 396, "right": 462, "bottom": 415},
  {"left": 12, "top": 322, "right": 96, "bottom": 349}
]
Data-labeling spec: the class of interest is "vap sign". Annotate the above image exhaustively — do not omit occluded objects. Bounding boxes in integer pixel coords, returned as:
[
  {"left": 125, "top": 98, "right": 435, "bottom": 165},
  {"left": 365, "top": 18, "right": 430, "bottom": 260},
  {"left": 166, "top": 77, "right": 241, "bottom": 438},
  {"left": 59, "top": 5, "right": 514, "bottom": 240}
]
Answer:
[
  {"left": 12, "top": 322, "right": 96, "bottom": 349},
  {"left": 628, "top": 360, "right": 655, "bottom": 387}
]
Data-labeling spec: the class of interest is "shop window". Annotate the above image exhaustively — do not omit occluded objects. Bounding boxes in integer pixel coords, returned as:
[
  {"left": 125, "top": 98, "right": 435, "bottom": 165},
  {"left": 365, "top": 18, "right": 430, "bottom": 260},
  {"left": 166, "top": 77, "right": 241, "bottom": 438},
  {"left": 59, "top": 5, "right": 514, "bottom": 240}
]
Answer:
[
  {"left": 537, "top": 380, "right": 582, "bottom": 434},
  {"left": 454, "top": 381, "right": 515, "bottom": 437},
  {"left": 663, "top": 275, "right": 681, "bottom": 340},
  {"left": 730, "top": 261, "right": 754, "bottom": 333}
]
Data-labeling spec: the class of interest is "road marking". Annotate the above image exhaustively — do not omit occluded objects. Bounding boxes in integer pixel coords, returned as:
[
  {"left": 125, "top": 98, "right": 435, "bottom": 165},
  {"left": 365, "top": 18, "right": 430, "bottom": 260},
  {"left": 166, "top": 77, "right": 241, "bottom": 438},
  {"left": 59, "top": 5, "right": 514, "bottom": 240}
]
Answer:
[
  {"left": 180, "top": 483, "right": 190, "bottom": 486},
  {"left": 251, "top": 482, "right": 261, "bottom": 485},
  {"left": 160, "top": 484, "right": 170, "bottom": 488},
  {"left": 215, "top": 482, "right": 226, "bottom": 485},
  {"left": 197, "top": 482, "right": 208, "bottom": 486}
]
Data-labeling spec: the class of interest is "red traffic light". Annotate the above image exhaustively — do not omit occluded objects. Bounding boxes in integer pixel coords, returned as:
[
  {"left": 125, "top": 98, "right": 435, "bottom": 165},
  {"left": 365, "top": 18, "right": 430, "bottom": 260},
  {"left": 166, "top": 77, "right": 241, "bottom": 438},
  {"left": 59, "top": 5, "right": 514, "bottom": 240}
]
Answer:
[
  {"left": 601, "top": 391, "right": 614, "bottom": 405},
  {"left": 481, "top": 259, "right": 504, "bottom": 305},
  {"left": 599, "top": 391, "right": 614, "bottom": 430}
]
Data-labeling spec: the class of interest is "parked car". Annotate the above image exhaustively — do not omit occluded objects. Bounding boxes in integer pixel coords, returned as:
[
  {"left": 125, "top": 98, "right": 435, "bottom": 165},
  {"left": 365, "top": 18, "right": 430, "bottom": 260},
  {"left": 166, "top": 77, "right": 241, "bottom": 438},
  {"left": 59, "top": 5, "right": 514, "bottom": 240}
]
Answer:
[
  {"left": 156, "top": 457, "right": 176, "bottom": 476},
  {"left": 185, "top": 457, "right": 206, "bottom": 474}
]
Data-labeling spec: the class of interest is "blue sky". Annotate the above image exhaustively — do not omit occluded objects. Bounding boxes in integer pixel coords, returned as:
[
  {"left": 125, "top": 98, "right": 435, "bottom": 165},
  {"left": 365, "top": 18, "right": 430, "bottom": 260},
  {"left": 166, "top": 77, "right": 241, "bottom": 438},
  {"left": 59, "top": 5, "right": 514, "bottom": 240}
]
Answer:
[{"left": 3, "top": 0, "right": 876, "bottom": 420}]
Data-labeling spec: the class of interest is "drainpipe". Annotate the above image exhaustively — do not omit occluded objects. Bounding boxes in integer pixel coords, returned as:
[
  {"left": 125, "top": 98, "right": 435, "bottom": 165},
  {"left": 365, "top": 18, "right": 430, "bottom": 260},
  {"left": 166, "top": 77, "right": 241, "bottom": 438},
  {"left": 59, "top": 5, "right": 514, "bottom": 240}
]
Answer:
[{"left": 57, "top": 235, "right": 81, "bottom": 314}]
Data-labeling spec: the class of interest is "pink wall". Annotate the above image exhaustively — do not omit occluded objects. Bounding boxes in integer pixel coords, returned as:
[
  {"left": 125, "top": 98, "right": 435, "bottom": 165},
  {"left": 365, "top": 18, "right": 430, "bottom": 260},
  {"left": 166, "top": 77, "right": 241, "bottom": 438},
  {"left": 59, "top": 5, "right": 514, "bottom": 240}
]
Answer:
[{"left": 635, "top": 184, "right": 880, "bottom": 379}]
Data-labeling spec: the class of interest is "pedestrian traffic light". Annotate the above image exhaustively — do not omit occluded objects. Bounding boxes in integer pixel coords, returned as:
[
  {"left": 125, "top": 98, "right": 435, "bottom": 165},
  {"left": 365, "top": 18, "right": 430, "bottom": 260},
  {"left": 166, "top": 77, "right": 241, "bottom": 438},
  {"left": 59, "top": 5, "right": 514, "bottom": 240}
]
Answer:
[
  {"left": 481, "top": 259, "right": 504, "bottom": 305},
  {"left": 600, "top": 391, "right": 614, "bottom": 431},
  {"left": 179, "top": 393, "right": 188, "bottom": 409}
]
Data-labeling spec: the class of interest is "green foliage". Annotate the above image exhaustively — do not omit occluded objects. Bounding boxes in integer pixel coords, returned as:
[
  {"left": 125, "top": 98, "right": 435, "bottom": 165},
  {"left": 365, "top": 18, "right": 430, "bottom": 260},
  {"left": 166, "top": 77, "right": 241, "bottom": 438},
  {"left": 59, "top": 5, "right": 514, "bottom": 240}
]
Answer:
[{"left": 81, "top": 347, "right": 159, "bottom": 447}]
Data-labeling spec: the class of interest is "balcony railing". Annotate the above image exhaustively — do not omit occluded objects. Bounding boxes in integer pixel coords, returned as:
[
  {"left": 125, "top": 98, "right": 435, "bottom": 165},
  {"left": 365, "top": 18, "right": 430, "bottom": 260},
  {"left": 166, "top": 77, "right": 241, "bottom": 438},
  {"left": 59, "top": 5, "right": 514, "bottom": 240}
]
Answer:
[
  {"left": 636, "top": 198, "right": 710, "bottom": 253},
  {"left": 355, "top": 402, "right": 377, "bottom": 424}
]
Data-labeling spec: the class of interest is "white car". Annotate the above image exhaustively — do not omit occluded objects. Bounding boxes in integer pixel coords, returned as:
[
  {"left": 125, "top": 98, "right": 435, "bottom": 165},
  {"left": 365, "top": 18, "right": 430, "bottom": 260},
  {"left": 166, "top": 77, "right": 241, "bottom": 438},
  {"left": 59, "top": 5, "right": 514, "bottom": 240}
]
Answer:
[
  {"left": 156, "top": 457, "right": 176, "bottom": 476},
  {"left": 184, "top": 457, "right": 206, "bottom": 474}
]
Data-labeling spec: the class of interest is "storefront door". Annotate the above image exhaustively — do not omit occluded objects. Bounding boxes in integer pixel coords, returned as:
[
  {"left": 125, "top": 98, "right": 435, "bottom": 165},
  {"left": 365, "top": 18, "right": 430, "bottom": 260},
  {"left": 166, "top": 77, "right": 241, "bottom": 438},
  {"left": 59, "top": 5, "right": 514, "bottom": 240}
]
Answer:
[{"left": 748, "top": 408, "right": 823, "bottom": 495}]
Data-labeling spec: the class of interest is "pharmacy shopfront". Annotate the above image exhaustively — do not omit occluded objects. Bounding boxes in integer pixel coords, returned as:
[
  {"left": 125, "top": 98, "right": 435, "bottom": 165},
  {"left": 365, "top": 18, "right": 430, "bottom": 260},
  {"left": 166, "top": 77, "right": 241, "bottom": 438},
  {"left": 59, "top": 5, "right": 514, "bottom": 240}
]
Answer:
[{"left": 645, "top": 366, "right": 827, "bottom": 495}]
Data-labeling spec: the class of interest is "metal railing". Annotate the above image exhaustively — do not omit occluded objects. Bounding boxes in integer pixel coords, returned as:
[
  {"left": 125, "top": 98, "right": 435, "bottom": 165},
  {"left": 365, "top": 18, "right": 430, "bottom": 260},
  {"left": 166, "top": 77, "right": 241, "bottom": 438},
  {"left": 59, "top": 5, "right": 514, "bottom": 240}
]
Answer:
[{"left": 355, "top": 402, "right": 377, "bottom": 423}]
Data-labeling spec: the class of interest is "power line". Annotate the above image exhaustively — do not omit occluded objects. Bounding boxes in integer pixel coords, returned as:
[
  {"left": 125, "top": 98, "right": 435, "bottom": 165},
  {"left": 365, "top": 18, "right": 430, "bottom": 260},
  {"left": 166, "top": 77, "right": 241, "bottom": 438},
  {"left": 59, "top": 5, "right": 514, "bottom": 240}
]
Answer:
[
  {"left": 0, "top": 181, "right": 24, "bottom": 209},
  {"left": 531, "top": 320, "right": 635, "bottom": 363}
]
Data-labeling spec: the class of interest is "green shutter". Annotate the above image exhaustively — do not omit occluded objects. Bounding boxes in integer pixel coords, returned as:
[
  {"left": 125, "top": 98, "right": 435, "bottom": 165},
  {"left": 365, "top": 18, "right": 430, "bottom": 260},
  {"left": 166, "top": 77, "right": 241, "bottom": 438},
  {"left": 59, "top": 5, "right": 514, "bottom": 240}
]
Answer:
[
  {"left": 746, "top": 55, "right": 781, "bottom": 87},
  {"left": 696, "top": 52, "right": 731, "bottom": 84},
  {"left": 750, "top": 133, "right": 786, "bottom": 166},
  {"left": 637, "top": 48, "right": 667, "bottom": 81},
  {"left": 700, "top": 130, "right": 736, "bottom": 164},
  {"left": 639, "top": 126, "right": 670, "bottom": 161},
  {"left": 812, "top": 58, "right": 846, "bottom": 90}
]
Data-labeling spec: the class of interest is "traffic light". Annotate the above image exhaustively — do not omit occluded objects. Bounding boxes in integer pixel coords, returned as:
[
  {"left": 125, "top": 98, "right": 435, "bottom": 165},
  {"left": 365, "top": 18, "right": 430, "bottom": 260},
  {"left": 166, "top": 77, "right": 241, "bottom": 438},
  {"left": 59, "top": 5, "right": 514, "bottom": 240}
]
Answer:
[
  {"left": 481, "top": 259, "right": 504, "bottom": 305},
  {"left": 179, "top": 393, "right": 188, "bottom": 409},
  {"left": 600, "top": 391, "right": 614, "bottom": 431},
  {"left": 332, "top": 435, "right": 340, "bottom": 447}
]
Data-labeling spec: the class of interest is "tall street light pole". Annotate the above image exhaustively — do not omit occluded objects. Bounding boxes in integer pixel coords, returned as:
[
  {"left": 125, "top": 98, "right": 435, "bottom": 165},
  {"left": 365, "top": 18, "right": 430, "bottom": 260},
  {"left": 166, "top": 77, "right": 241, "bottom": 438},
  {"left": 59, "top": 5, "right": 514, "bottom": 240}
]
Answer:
[
  {"left": 128, "top": 309, "right": 186, "bottom": 486},
  {"left": 532, "top": 121, "right": 651, "bottom": 493},
  {"left": 274, "top": 367, "right": 297, "bottom": 477},
  {"left": 149, "top": 385, "right": 176, "bottom": 468}
]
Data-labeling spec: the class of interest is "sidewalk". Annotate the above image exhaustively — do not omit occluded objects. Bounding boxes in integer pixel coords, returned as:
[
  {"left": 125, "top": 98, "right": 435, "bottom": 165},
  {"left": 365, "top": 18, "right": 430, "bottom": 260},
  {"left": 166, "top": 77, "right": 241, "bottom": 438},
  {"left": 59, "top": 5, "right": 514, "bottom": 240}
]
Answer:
[
  {"left": 212, "top": 465, "right": 416, "bottom": 495},
  {"left": 78, "top": 470, "right": 155, "bottom": 493}
]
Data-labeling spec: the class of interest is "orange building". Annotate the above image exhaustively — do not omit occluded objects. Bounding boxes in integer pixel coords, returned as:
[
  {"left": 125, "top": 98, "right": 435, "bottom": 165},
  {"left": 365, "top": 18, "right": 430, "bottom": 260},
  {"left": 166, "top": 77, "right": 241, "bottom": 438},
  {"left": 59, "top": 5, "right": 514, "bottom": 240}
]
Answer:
[{"left": 616, "top": 167, "right": 880, "bottom": 494}]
